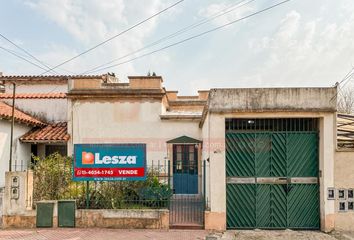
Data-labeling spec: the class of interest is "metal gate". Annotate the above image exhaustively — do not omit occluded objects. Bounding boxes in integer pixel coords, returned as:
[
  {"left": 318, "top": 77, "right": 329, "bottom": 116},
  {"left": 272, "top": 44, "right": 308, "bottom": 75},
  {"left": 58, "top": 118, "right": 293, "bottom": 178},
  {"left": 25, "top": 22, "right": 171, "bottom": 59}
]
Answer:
[
  {"left": 169, "top": 157, "right": 206, "bottom": 228},
  {"left": 225, "top": 118, "right": 320, "bottom": 229},
  {"left": 169, "top": 195, "right": 204, "bottom": 228}
]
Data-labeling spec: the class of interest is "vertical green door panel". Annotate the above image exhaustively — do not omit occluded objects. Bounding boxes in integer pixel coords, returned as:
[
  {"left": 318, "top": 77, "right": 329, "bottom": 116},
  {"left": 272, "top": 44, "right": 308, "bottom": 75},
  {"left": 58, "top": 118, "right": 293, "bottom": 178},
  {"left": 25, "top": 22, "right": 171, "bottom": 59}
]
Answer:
[
  {"left": 270, "top": 185, "right": 287, "bottom": 228},
  {"left": 256, "top": 184, "right": 271, "bottom": 228},
  {"left": 256, "top": 185, "right": 287, "bottom": 228},
  {"left": 287, "top": 133, "right": 318, "bottom": 177},
  {"left": 226, "top": 184, "right": 256, "bottom": 228},
  {"left": 271, "top": 133, "right": 287, "bottom": 177},
  {"left": 287, "top": 184, "right": 319, "bottom": 229},
  {"left": 255, "top": 133, "right": 271, "bottom": 177},
  {"left": 226, "top": 133, "right": 255, "bottom": 177}
]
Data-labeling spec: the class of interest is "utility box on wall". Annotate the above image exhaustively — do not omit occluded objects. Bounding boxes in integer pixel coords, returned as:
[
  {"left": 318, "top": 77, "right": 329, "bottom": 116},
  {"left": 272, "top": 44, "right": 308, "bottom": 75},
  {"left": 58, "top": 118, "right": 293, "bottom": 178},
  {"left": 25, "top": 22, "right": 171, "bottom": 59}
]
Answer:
[
  {"left": 11, "top": 176, "right": 19, "bottom": 200},
  {"left": 58, "top": 200, "right": 76, "bottom": 227},
  {"left": 36, "top": 202, "right": 54, "bottom": 228},
  {"left": 3, "top": 171, "right": 34, "bottom": 216}
]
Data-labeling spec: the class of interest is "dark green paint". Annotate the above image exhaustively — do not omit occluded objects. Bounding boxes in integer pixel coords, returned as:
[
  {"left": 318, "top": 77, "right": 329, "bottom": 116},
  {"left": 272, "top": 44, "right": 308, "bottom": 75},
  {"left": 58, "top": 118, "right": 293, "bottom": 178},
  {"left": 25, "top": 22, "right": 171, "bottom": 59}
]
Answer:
[
  {"left": 226, "top": 131, "right": 319, "bottom": 229},
  {"left": 58, "top": 200, "right": 76, "bottom": 227},
  {"left": 36, "top": 202, "right": 54, "bottom": 228},
  {"left": 167, "top": 135, "right": 202, "bottom": 144}
]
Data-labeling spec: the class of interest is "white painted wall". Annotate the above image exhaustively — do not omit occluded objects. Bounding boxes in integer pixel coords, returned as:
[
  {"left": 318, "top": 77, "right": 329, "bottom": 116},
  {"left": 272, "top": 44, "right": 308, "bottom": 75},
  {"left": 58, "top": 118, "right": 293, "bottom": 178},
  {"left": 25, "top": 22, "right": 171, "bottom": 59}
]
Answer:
[
  {"left": 69, "top": 100, "right": 202, "bottom": 165},
  {"left": 202, "top": 113, "right": 211, "bottom": 208},
  {"left": 0, "top": 121, "right": 31, "bottom": 188},
  {"left": 2, "top": 99, "right": 67, "bottom": 123},
  {"left": 4, "top": 84, "right": 67, "bottom": 94},
  {"left": 2, "top": 83, "right": 68, "bottom": 123}
]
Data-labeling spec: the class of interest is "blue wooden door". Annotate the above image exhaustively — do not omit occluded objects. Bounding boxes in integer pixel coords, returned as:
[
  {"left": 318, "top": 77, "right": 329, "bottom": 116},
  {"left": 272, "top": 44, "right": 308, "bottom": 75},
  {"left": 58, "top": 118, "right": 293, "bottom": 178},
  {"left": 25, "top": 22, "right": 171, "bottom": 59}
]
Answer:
[{"left": 173, "top": 145, "right": 198, "bottom": 194}]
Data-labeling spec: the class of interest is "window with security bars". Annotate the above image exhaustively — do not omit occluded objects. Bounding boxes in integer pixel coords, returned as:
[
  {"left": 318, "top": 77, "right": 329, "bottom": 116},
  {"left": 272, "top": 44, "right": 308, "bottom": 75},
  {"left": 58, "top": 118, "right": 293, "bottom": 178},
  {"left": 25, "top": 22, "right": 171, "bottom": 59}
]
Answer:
[
  {"left": 173, "top": 144, "right": 198, "bottom": 174},
  {"left": 225, "top": 118, "right": 319, "bottom": 132}
]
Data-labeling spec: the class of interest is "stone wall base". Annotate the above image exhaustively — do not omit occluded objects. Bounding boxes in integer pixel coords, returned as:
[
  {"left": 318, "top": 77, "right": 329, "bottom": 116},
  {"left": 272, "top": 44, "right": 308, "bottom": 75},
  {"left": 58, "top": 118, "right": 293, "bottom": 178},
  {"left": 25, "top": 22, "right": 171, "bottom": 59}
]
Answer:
[
  {"left": 2, "top": 215, "right": 36, "bottom": 228},
  {"left": 2, "top": 209, "right": 169, "bottom": 229},
  {"left": 204, "top": 211, "right": 226, "bottom": 231},
  {"left": 76, "top": 209, "right": 169, "bottom": 229}
]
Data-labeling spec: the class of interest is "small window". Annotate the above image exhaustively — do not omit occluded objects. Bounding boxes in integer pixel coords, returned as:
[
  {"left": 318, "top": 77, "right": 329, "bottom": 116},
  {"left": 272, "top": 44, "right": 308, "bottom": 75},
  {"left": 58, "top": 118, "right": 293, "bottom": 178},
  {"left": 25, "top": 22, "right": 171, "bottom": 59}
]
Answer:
[
  {"left": 348, "top": 201, "right": 354, "bottom": 211},
  {"left": 339, "top": 201, "right": 347, "bottom": 212},
  {"left": 338, "top": 189, "right": 346, "bottom": 200},
  {"left": 348, "top": 189, "right": 353, "bottom": 199},
  {"left": 327, "top": 188, "right": 335, "bottom": 200}
]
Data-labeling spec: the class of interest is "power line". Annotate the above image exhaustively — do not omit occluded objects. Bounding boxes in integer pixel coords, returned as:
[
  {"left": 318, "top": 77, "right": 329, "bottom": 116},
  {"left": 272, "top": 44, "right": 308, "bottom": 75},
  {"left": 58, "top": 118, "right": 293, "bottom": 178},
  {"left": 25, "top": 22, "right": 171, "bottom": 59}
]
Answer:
[
  {"left": 0, "top": 33, "right": 58, "bottom": 74},
  {"left": 40, "top": 0, "right": 185, "bottom": 75},
  {"left": 0, "top": 46, "right": 49, "bottom": 71},
  {"left": 0, "top": 46, "right": 77, "bottom": 75},
  {"left": 81, "top": 0, "right": 256, "bottom": 74},
  {"left": 86, "top": 0, "right": 291, "bottom": 73},
  {"left": 330, "top": 66, "right": 354, "bottom": 102}
]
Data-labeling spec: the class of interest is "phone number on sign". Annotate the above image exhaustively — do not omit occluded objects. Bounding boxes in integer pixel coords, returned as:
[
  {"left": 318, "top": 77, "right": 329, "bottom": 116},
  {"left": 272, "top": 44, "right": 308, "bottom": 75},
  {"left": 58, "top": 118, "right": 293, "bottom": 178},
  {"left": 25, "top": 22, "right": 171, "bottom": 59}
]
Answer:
[
  {"left": 74, "top": 167, "right": 145, "bottom": 178},
  {"left": 76, "top": 170, "right": 114, "bottom": 175}
]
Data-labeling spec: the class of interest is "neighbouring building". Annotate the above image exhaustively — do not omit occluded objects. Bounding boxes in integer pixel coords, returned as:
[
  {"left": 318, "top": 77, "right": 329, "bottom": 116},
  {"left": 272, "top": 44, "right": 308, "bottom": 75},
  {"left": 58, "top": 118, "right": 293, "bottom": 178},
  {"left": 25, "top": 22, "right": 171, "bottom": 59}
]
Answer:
[
  {"left": 1, "top": 73, "right": 354, "bottom": 232},
  {"left": 0, "top": 74, "right": 115, "bottom": 187}
]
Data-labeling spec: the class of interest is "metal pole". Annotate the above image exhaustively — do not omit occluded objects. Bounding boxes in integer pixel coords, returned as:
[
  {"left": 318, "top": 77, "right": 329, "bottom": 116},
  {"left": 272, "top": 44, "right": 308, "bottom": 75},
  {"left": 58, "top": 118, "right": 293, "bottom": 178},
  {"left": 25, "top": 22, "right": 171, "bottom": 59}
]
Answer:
[
  {"left": 167, "top": 160, "right": 171, "bottom": 209},
  {"left": 167, "top": 160, "right": 171, "bottom": 189},
  {"left": 9, "top": 82, "right": 16, "bottom": 172},
  {"left": 86, "top": 181, "right": 89, "bottom": 209},
  {"left": 203, "top": 160, "right": 206, "bottom": 209}
]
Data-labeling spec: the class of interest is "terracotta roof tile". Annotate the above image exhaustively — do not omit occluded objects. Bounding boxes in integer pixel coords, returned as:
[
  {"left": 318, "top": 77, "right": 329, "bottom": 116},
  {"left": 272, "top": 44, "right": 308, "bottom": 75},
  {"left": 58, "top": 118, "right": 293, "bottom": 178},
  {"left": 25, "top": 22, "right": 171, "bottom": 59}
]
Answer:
[
  {"left": 0, "top": 93, "right": 66, "bottom": 99},
  {"left": 0, "top": 102, "right": 45, "bottom": 127},
  {"left": 20, "top": 122, "right": 70, "bottom": 143},
  {"left": 0, "top": 75, "right": 104, "bottom": 80}
]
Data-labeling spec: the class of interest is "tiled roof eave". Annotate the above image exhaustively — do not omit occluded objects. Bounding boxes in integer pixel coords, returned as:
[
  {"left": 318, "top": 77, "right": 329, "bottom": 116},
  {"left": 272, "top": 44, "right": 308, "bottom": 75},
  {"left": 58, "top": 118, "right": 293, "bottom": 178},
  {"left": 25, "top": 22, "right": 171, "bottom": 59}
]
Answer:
[
  {"left": 0, "top": 93, "right": 67, "bottom": 99},
  {"left": 20, "top": 139, "right": 68, "bottom": 143},
  {"left": 19, "top": 122, "right": 69, "bottom": 143}
]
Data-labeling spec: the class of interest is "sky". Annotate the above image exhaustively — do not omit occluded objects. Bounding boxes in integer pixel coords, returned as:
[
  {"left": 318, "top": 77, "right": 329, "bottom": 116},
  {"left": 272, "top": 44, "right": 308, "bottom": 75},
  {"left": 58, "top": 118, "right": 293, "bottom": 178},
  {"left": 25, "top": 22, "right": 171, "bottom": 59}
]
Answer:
[{"left": 1, "top": 0, "right": 354, "bottom": 95}]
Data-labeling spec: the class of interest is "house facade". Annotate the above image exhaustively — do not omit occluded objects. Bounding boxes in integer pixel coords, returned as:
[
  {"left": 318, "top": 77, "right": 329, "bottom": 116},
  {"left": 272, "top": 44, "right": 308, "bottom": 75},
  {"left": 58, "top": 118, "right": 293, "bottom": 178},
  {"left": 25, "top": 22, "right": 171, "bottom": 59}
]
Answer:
[
  {"left": 67, "top": 75, "right": 346, "bottom": 231},
  {"left": 1, "top": 73, "right": 354, "bottom": 232}
]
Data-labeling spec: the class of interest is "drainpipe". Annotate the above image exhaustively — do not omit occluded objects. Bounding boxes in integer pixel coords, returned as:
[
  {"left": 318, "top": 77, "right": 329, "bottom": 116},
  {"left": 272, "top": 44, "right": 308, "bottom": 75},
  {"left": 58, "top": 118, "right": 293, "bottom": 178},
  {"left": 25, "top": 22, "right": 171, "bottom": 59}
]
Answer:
[{"left": 9, "top": 82, "right": 16, "bottom": 172}]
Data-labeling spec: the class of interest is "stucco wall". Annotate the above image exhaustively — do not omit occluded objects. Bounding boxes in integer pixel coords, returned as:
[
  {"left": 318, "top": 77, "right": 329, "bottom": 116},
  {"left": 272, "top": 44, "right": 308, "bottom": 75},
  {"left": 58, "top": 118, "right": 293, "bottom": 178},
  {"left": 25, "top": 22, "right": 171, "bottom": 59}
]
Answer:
[
  {"left": 2, "top": 83, "right": 68, "bottom": 123},
  {"left": 68, "top": 100, "right": 202, "bottom": 165},
  {"left": 334, "top": 150, "right": 354, "bottom": 231},
  {"left": 0, "top": 122, "right": 31, "bottom": 187},
  {"left": 202, "top": 113, "right": 211, "bottom": 208},
  {"left": 2, "top": 99, "right": 67, "bottom": 123},
  {"left": 208, "top": 88, "right": 337, "bottom": 113},
  {"left": 4, "top": 84, "right": 67, "bottom": 94}
]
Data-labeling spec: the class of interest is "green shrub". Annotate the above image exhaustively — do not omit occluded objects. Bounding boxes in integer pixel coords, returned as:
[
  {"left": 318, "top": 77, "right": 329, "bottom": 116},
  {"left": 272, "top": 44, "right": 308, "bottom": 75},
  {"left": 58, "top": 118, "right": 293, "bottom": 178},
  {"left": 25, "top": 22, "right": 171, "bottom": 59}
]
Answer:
[{"left": 33, "top": 153, "right": 171, "bottom": 209}]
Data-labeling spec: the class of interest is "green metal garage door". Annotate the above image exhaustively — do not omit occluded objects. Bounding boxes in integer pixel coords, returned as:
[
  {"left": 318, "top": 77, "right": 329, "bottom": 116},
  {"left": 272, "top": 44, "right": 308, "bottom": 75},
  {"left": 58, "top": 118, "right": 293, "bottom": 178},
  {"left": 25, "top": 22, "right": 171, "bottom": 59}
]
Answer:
[{"left": 225, "top": 119, "right": 319, "bottom": 229}]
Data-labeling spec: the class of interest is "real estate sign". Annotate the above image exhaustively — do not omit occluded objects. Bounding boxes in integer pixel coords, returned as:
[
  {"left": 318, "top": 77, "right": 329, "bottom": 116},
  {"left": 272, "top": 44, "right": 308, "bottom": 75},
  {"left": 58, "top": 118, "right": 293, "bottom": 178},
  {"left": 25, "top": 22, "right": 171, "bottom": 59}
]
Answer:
[{"left": 73, "top": 144, "right": 146, "bottom": 181}]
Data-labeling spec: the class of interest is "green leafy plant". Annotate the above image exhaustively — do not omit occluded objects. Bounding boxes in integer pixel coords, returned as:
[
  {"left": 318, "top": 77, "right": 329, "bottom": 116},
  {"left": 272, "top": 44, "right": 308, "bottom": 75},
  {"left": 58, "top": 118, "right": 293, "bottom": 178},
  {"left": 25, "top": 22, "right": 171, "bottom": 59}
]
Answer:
[
  {"left": 32, "top": 153, "right": 73, "bottom": 201},
  {"left": 33, "top": 153, "right": 172, "bottom": 209}
]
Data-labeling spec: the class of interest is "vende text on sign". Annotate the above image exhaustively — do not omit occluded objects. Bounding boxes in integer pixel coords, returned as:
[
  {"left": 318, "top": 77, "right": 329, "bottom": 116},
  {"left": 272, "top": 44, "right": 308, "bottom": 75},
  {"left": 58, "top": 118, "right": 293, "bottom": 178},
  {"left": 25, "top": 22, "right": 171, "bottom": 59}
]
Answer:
[{"left": 73, "top": 144, "right": 146, "bottom": 181}]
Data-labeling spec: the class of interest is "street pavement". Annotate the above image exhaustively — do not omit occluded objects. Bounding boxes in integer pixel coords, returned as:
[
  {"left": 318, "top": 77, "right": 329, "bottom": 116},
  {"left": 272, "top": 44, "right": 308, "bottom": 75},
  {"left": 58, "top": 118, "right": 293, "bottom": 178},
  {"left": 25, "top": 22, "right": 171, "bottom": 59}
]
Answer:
[
  {"left": 0, "top": 228, "right": 208, "bottom": 240},
  {"left": 1, "top": 228, "right": 353, "bottom": 240}
]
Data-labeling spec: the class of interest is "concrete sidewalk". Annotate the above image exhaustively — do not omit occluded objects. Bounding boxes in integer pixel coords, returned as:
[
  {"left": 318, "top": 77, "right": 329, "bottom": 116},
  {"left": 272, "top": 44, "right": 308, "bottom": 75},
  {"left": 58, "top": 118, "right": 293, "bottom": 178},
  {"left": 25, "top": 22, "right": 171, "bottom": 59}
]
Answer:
[
  {"left": 0, "top": 229, "right": 208, "bottom": 240},
  {"left": 218, "top": 230, "right": 338, "bottom": 240}
]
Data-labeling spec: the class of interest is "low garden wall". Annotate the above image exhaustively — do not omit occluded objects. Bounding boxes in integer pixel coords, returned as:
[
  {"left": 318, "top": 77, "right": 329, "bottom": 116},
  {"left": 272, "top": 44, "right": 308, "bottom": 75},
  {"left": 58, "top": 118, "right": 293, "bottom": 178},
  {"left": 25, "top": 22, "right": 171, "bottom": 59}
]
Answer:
[
  {"left": 2, "top": 210, "right": 36, "bottom": 228},
  {"left": 76, "top": 209, "right": 169, "bottom": 229},
  {"left": 2, "top": 208, "right": 169, "bottom": 229}
]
